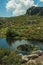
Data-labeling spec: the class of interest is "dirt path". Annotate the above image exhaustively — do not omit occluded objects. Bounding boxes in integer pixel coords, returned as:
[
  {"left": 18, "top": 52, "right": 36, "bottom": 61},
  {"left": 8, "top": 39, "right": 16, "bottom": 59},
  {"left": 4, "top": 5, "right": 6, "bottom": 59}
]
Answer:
[{"left": 35, "top": 55, "right": 43, "bottom": 62}]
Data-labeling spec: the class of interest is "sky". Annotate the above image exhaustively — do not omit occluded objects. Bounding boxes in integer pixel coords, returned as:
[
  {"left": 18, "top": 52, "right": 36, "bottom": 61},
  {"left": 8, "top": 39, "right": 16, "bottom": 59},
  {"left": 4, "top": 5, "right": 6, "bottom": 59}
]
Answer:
[{"left": 0, "top": 0, "right": 43, "bottom": 17}]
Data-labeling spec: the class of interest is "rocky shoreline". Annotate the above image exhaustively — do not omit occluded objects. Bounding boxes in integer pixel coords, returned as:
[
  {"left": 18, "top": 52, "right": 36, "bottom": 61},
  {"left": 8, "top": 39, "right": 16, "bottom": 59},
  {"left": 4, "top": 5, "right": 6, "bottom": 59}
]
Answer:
[{"left": 19, "top": 50, "right": 43, "bottom": 64}]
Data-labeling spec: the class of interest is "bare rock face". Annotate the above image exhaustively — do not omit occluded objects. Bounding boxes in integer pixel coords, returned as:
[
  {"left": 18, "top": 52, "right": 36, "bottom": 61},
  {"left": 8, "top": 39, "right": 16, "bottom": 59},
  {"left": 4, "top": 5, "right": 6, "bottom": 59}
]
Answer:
[{"left": 26, "top": 6, "right": 43, "bottom": 16}]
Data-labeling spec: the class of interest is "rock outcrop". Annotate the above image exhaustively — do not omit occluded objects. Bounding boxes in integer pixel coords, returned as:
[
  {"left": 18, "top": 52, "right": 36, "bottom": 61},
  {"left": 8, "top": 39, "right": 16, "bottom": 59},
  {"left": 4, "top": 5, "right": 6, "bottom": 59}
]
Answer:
[
  {"left": 26, "top": 6, "right": 43, "bottom": 16},
  {"left": 20, "top": 50, "right": 43, "bottom": 64},
  {"left": 32, "top": 50, "right": 43, "bottom": 56}
]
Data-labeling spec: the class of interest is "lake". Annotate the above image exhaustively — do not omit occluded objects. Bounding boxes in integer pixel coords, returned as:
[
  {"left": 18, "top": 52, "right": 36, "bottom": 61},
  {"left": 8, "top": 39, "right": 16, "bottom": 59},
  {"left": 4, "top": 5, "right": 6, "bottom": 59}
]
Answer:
[{"left": 0, "top": 38, "right": 43, "bottom": 50}]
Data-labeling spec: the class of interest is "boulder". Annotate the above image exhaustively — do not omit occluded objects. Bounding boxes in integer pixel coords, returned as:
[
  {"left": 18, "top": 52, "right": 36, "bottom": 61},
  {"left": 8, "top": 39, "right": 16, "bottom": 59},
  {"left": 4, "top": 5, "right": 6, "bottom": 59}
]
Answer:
[
  {"left": 20, "top": 55, "right": 29, "bottom": 63},
  {"left": 27, "top": 54, "right": 38, "bottom": 59},
  {"left": 20, "top": 58, "right": 28, "bottom": 64},
  {"left": 32, "top": 50, "right": 43, "bottom": 56},
  {"left": 22, "top": 55, "right": 28, "bottom": 61},
  {"left": 21, "top": 54, "right": 38, "bottom": 62}
]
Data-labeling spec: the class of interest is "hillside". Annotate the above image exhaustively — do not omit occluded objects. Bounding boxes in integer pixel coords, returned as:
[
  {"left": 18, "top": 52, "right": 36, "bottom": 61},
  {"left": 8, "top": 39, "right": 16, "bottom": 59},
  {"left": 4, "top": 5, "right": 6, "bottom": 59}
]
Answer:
[
  {"left": 26, "top": 6, "right": 43, "bottom": 16},
  {"left": 0, "top": 7, "right": 43, "bottom": 41}
]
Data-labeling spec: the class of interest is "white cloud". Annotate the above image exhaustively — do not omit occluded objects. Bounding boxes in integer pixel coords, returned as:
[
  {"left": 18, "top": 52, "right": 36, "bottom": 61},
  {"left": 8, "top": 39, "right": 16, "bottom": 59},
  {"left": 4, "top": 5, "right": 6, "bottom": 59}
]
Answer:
[
  {"left": 40, "top": 0, "right": 43, "bottom": 2},
  {"left": 6, "top": 0, "right": 37, "bottom": 16}
]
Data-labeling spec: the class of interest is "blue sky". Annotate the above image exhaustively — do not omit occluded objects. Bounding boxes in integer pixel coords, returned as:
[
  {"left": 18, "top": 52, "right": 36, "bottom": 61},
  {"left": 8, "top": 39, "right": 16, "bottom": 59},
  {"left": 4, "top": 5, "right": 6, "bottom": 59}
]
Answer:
[
  {"left": 0, "top": 0, "right": 12, "bottom": 17},
  {"left": 0, "top": 0, "right": 43, "bottom": 17}
]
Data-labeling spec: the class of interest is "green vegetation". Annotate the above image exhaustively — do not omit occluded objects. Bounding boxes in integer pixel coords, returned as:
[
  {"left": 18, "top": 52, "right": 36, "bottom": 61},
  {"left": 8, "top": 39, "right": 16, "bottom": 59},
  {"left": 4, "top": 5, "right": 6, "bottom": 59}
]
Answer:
[
  {"left": 6, "top": 27, "right": 20, "bottom": 45},
  {"left": 0, "top": 48, "right": 43, "bottom": 65},
  {"left": 0, "top": 48, "right": 21, "bottom": 65},
  {"left": 0, "top": 15, "right": 43, "bottom": 41},
  {"left": 0, "top": 7, "right": 43, "bottom": 65},
  {"left": 17, "top": 44, "right": 39, "bottom": 54}
]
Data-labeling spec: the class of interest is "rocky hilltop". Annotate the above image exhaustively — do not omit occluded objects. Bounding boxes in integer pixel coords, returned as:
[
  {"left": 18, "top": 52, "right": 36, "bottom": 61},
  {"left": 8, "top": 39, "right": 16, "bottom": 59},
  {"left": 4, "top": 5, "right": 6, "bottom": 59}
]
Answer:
[{"left": 26, "top": 6, "right": 43, "bottom": 16}]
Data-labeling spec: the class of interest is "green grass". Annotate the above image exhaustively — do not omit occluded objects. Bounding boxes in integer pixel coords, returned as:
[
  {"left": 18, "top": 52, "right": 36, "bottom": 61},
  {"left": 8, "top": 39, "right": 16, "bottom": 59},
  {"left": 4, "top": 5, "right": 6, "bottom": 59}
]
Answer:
[
  {"left": 0, "top": 48, "right": 21, "bottom": 65},
  {"left": 0, "top": 15, "right": 43, "bottom": 41},
  {"left": 0, "top": 48, "right": 43, "bottom": 65}
]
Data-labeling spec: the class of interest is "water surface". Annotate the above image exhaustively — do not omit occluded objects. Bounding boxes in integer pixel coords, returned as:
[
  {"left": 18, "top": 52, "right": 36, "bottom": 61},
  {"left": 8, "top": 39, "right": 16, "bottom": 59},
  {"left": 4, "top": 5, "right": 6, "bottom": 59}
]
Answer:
[{"left": 0, "top": 38, "right": 43, "bottom": 50}]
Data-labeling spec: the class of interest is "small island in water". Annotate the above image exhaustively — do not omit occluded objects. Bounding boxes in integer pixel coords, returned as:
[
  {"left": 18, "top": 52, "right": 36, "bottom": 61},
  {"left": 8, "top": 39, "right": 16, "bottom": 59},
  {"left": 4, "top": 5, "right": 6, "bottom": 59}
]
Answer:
[{"left": 0, "top": 6, "right": 43, "bottom": 65}]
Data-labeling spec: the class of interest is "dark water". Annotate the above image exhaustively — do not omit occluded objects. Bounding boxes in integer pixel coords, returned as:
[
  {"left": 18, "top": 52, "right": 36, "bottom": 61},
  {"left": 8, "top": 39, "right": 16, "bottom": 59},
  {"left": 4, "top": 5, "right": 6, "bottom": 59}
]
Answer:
[
  {"left": 0, "top": 38, "right": 10, "bottom": 49},
  {"left": 0, "top": 38, "right": 43, "bottom": 50},
  {"left": 0, "top": 38, "right": 28, "bottom": 50}
]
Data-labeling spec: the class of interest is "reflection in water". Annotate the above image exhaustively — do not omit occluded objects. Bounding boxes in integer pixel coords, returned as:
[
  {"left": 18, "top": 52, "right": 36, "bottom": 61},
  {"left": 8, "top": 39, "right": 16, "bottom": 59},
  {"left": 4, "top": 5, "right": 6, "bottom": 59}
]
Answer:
[
  {"left": 29, "top": 41, "right": 43, "bottom": 50},
  {"left": 0, "top": 38, "right": 43, "bottom": 50},
  {"left": 11, "top": 40, "right": 28, "bottom": 50},
  {"left": 0, "top": 38, "right": 29, "bottom": 50}
]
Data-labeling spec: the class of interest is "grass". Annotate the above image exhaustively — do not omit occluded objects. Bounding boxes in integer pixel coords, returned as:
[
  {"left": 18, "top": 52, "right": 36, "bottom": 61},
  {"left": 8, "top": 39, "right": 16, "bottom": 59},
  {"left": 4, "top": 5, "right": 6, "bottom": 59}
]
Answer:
[
  {"left": 0, "top": 15, "right": 43, "bottom": 41},
  {"left": 0, "top": 48, "right": 43, "bottom": 65}
]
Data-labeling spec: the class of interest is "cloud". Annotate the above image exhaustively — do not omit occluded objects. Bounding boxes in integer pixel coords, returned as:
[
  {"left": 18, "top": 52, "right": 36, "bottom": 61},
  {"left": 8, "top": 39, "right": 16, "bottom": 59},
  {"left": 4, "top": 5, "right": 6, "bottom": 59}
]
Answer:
[
  {"left": 40, "top": 0, "right": 43, "bottom": 2},
  {"left": 6, "top": 0, "right": 37, "bottom": 16}
]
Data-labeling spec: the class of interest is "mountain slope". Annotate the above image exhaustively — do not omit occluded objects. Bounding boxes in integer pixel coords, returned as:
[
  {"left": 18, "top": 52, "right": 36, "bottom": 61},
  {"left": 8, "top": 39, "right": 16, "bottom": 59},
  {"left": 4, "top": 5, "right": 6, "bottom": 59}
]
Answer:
[
  {"left": 0, "top": 7, "right": 43, "bottom": 41},
  {"left": 0, "top": 14, "right": 43, "bottom": 41}
]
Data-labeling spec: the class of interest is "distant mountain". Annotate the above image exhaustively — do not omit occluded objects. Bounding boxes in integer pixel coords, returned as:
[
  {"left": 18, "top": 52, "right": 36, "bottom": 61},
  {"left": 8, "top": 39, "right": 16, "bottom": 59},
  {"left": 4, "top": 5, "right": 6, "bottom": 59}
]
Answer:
[{"left": 26, "top": 6, "right": 43, "bottom": 16}]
